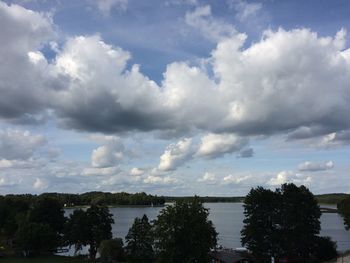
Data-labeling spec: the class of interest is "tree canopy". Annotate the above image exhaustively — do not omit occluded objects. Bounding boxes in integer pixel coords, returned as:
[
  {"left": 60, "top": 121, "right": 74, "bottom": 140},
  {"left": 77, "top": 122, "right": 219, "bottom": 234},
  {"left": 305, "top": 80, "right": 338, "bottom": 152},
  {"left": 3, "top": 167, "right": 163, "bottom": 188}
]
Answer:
[
  {"left": 0, "top": 195, "right": 65, "bottom": 256},
  {"left": 125, "top": 214, "right": 154, "bottom": 263},
  {"left": 64, "top": 205, "right": 114, "bottom": 262},
  {"left": 241, "top": 186, "right": 280, "bottom": 260},
  {"left": 28, "top": 197, "right": 66, "bottom": 234},
  {"left": 338, "top": 195, "right": 350, "bottom": 230},
  {"left": 153, "top": 197, "right": 217, "bottom": 263},
  {"left": 241, "top": 183, "right": 330, "bottom": 262},
  {"left": 15, "top": 222, "right": 59, "bottom": 256}
]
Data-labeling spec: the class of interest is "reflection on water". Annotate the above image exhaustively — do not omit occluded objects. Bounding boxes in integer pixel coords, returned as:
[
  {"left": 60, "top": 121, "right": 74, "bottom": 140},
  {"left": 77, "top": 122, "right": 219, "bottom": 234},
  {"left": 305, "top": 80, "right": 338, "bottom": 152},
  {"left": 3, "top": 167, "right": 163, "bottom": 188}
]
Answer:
[{"left": 64, "top": 203, "right": 350, "bottom": 254}]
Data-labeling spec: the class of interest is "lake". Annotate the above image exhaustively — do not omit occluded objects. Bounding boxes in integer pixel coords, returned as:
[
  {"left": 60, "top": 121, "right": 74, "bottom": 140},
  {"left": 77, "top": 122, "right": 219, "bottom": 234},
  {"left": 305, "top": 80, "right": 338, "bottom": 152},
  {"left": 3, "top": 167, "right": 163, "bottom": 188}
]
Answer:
[{"left": 65, "top": 203, "right": 350, "bottom": 253}]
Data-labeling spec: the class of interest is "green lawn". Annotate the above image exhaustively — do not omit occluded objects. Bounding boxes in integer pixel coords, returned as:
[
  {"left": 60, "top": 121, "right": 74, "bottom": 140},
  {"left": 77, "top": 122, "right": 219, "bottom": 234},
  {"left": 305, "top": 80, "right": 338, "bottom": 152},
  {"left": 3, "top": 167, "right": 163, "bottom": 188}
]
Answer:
[{"left": 0, "top": 255, "right": 86, "bottom": 263}]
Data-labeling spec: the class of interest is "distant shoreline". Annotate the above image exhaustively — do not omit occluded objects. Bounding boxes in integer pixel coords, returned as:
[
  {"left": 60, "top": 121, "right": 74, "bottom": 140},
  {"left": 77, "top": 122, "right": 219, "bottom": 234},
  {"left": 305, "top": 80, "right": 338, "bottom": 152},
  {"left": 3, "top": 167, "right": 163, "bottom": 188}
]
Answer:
[{"left": 64, "top": 203, "right": 339, "bottom": 214}]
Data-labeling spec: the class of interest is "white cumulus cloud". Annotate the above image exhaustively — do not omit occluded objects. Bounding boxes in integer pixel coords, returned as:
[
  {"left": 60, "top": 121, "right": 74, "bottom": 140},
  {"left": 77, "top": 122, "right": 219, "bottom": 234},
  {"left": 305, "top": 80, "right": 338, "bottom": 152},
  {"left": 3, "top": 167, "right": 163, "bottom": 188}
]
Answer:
[
  {"left": 298, "top": 161, "right": 334, "bottom": 172},
  {"left": 158, "top": 138, "right": 193, "bottom": 171},
  {"left": 223, "top": 174, "right": 252, "bottom": 184},
  {"left": 130, "top": 167, "right": 144, "bottom": 176},
  {"left": 185, "top": 5, "right": 237, "bottom": 41},
  {"left": 0, "top": 130, "right": 46, "bottom": 160},
  {"left": 196, "top": 133, "right": 248, "bottom": 158},
  {"left": 143, "top": 175, "right": 177, "bottom": 185},
  {"left": 267, "top": 171, "right": 312, "bottom": 186},
  {"left": 91, "top": 136, "right": 125, "bottom": 168},
  {"left": 198, "top": 172, "right": 217, "bottom": 184}
]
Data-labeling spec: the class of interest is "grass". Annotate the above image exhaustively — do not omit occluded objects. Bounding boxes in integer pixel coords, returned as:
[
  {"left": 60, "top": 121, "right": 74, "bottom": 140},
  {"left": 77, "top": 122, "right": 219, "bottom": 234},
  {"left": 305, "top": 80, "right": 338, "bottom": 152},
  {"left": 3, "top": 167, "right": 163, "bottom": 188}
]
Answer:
[{"left": 0, "top": 255, "right": 86, "bottom": 263}]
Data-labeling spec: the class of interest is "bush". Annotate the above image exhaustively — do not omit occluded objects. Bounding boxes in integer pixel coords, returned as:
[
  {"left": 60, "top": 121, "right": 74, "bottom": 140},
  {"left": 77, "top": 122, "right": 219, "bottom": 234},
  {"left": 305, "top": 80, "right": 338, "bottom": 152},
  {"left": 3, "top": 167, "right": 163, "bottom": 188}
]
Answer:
[
  {"left": 99, "top": 238, "right": 125, "bottom": 263},
  {"left": 313, "top": 236, "right": 338, "bottom": 261}
]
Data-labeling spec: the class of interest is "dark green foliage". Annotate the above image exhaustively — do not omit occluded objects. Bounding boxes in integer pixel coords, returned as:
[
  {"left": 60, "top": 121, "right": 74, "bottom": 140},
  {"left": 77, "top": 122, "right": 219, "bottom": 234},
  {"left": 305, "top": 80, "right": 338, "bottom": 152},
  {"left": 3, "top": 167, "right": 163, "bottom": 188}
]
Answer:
[
  {"left": 153, "top": 197, "right": 217, "bottom": 263},
  {"left": 241, "top": 183, "right": 328, "bottom": 262},
  {"left": 164, "top": 196, "right": 244, "bottom": 203},
  {"left": 28, "top": 197, "right": 66, "bottom": 234},
  {"left": 64, "top": 205, "right": 114, "bottom": 261},
  {"left": 15, "top": 222, "right": 59, "bottom": 256},
  {"left": 279, "top": 184, "right": 321, "bottom": 260},
  {"left": 0, "top": 195, "right": 64, "bottom": 257},
  {"left": 0, "top": 195, "right": 31, "bottom": 237},
  {"left": 86, "top": 205, "right": 114, "bottom": 260},
  {"left": 0, "top": 192, "right": 164, "bottom": 211},
  {"left": 338, "top": 195, "right": 350, "bottom": 230},
  {"left": 63, "top": 209, "right": 89, "bottom": 254},
  {"left": 241, "top": 187, "right": 281, "bottom": 261},
  {"left": 39, "top": 193, "right": 83, "bottom": 207},
  {"left": 80, "top": 191, "right": 165, "bottom": 206},
  {"left": 312, "top": 236, "right": 338, "bottom": 261},
  {"left": 125, "top": 214, "right": 154, "bottom": 263},
  {"left": 99, "top": 238, "right": 125, "bottom": 263}
]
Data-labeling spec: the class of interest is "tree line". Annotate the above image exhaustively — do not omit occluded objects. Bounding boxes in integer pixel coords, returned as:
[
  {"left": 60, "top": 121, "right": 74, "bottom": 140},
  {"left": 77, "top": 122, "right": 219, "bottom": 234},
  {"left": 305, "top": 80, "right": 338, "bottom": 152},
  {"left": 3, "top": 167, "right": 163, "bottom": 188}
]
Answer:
[
  {"left": 164, "top": 195, "right": 244, "bottom": 203},
  {"left": 1, "top": 184, "right": 348, "bottom": 262},
  {"left": 0, "top": 191, "right": 165, "bottom": 208},
  {"left": 0, "top": 196, "right": 217, "bottom": 263}
]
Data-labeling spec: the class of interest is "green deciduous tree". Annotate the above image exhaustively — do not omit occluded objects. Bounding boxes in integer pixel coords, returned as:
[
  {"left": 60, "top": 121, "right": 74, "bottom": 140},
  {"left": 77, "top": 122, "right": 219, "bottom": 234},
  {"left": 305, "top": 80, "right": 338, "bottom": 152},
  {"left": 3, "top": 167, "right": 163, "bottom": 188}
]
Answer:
[
  {"left": 241, "top": 183, "right": 328, "bottom": 262},
  {"left": 7, "top": 196, "right": 65, "bottom": 256},
  {"left": 279, "top": 183, "right": 321, "bottom": 259},
  {"left": 64, "top": 205, "right": 114, "bottom": 262},
  {"left": 15, "top": 222, "right": 59, "bottom": 256},
  {"left": 153, "top": 197, "right": 217, "bottom": 263},
  {"left": 0, "top": 195, "right": 31, "bottom": 239},
  {"left": 64, "top": 209, "right": 89, "bottom": 255},
  {"left": 28, "top": 197, "right": 66, "bottom": 234},
  {"left": 338, "top": 195, "right": 350, "bottom": 230},
  {"left": 125, "top": 214, "right": 154, "bottom": 263},
  {"left": 241, "top": 187, "right": 281, "bottom": 261}
]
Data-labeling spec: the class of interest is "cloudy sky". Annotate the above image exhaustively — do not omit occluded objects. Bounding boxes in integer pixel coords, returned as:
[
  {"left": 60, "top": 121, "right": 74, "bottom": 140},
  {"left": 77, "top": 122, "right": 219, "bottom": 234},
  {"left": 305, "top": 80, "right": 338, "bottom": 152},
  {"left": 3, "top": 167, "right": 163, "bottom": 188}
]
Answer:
[{"left": 1, "top": 0, "right": 350, "bottom": 196}]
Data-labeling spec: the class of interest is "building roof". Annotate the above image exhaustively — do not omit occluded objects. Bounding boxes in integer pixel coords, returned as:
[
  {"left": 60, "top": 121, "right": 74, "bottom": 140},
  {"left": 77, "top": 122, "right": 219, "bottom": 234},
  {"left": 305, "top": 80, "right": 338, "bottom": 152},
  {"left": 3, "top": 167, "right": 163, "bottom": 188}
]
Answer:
[{"left": 210, "top": 250, "right": 254, "bottom": 263}]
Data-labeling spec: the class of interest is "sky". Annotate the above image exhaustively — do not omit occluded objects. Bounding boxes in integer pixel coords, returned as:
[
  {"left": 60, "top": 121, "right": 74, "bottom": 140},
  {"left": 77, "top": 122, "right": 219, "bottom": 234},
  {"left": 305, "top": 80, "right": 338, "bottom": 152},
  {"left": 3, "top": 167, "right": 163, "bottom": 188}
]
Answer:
[{"left": 1, "top": 0, "right": 350, "bottom": 196}]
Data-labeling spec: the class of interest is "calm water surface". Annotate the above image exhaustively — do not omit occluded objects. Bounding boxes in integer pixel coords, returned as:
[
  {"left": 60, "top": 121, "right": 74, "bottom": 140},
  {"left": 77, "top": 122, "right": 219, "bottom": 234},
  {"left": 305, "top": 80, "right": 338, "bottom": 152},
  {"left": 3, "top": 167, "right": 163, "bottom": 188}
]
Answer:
[{"left": 65, "top": 203, "right": 350, "bottom": 253}]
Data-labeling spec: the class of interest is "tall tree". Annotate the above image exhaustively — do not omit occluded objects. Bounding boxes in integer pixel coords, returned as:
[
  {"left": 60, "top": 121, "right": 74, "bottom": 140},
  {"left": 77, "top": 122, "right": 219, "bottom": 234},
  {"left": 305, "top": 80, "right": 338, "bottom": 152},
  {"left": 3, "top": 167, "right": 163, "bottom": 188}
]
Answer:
[
  {"left": 338, "top": 195, "right": 350, "bottom": 230},
  {"left": 64, "top": 205, "right": 114, "bottom": 262},
  {"left": 125, "top": 214, "right": 154, "bottom": 263},
  {"left": 241, "top": 187, "right": 281, "bottom": 261},
  {"left": 64, "top": 209, "right": 89, "bottom": 255},
  {"left": 279, "top": 183, "right": 321, "bottom": 259},
  {"left": 241, "top": 183, "right": 324, "bottom": 262},
  {"left": 153, "top": 197, "right": 217, "bottom": 263}
]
